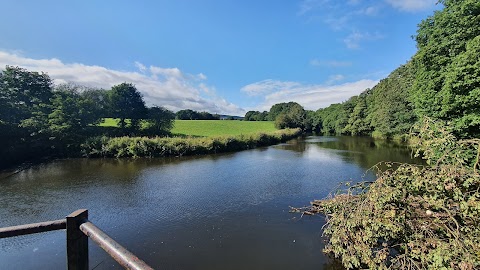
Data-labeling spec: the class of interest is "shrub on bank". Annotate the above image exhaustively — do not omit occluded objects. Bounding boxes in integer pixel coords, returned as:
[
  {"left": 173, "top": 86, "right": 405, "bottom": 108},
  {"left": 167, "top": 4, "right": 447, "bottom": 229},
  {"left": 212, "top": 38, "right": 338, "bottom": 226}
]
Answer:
[{"left": 81, "top": 128, "right": 301, "bottom": 158}]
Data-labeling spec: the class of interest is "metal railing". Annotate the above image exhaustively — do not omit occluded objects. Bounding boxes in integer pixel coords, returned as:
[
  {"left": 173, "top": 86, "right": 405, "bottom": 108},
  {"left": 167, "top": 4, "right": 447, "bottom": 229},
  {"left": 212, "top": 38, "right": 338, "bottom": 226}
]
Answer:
[{"left": 0, "top": 209, "right": 153, "bottom": 270}]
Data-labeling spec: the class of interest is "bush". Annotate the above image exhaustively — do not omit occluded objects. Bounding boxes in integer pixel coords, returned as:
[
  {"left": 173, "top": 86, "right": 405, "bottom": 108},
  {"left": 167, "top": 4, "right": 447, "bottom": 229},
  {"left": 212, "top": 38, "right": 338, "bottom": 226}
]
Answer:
[{"left": 81, "top": 128, "right": 301, "bottom": 158}]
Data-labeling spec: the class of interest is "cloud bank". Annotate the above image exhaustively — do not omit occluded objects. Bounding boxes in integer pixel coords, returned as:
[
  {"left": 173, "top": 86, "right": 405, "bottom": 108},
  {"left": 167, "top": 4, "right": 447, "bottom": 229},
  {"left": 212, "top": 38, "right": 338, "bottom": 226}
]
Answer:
[
  {"left": 241, "top": 79, "right": 378, "bottom": 111},
  {"left": 0, "top": 51, "right": 244, "bottom": 115}
]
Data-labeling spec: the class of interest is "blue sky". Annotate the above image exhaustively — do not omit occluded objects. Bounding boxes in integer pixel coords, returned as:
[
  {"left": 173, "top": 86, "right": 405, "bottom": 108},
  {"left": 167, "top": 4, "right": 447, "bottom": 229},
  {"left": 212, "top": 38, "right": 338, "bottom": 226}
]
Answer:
[{"left": 0, "top": 0, "right": 441, "bottom": 115}]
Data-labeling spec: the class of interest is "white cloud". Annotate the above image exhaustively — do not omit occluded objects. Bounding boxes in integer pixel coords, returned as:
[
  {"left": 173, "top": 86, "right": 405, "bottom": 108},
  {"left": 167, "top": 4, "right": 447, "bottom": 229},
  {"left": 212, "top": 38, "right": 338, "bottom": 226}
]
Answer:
[
  {"left": 134, "top": 61, "right": 147, "bottom": 73},
  {"left": 149, "top": 66, "right": 183, "bottom": 79},
  {"left": 241, "top": 79, "right": 378, "bottom": 111},
  {"left": 0, "top": 51, "right": 245, "bottom": 115},
  {"left": 344, "top": 31, "right": 384, "bottom": 49},
  {"left": 357, "top": 6, "right": 380, "bottom": 16},
  {"left": 385, "top": 0, "right": 436, "bottom": 12}
]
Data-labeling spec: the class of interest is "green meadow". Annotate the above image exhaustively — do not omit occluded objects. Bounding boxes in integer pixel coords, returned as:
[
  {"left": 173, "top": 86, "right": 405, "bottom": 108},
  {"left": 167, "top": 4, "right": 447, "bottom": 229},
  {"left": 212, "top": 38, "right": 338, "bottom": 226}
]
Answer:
[
  {"left": 171, "top": 120, "right": 276, "bottom": 137},
  {"left": 99, "top": 118, "right": 277, "bottom": 137}
]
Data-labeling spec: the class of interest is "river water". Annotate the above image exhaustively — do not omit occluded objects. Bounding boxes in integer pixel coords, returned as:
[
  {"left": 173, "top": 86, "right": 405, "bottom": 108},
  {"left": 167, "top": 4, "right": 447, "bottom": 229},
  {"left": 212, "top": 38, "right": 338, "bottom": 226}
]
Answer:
[{"left": 0, "top": 136, "right": 420, "bottom": 269}]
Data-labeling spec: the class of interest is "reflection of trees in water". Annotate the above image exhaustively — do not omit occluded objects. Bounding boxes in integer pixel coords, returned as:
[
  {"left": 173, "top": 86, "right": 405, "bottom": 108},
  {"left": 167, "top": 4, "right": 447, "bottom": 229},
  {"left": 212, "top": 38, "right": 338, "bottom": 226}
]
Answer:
[
  {"left": 277, "top": 136, "right": 424, "bottom": 171},
  {"left": 273, "top": 138, "right": 308, "bottom": 153},
  {"left": 311, "top": 136, "right": 424, "bottom": 170}
]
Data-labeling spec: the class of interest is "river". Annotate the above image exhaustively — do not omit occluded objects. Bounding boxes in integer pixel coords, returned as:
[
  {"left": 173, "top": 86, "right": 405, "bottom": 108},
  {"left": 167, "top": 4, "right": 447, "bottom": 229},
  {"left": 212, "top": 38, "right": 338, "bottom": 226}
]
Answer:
[{"left": 0, "top": 136, "right": 420, "bottom": 269}]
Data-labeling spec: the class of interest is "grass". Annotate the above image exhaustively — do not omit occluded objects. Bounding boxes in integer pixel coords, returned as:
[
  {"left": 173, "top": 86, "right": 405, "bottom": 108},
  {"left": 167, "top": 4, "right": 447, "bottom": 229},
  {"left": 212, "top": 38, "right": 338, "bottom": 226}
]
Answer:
[
  {"left": 99, "top": 118, "right": 121, "bottom": 127},
  {"left": 99, "top": 118, "right": 277, "bottom": 137},
  {"left": 171, "top": 120, "right": 276, "bottom": 137}
]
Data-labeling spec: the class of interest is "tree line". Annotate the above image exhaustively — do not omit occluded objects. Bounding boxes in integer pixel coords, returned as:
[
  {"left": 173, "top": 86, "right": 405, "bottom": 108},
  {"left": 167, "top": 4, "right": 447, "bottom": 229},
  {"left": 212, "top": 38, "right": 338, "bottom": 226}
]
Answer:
[{"left": 175, "top": 109, "right": 220, "bottom": 120}]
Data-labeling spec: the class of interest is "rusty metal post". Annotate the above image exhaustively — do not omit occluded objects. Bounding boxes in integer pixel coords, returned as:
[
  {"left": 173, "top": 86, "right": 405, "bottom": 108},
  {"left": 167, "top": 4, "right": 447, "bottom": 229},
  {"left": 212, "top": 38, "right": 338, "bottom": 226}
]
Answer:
[{"left": 66, "top": 209, "right": 89, "bottom": 270}]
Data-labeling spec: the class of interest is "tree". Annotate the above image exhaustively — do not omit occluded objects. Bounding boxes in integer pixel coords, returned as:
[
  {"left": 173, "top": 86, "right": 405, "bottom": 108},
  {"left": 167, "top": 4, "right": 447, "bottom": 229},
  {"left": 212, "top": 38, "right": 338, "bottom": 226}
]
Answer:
[
  {"left": 441, "top": 35, "right": 480, "bottom": 137},
  {"left": 344, "top": 93, "right": 371, "bottom": 136},
  {"left": 367, "top": 63, "right": 417, "bottom": 139},
  {"left": 109, "top": 83, "right": 147, "bottom": 133},
  {"left": 144, "top": 106, "right": 175, "bottom": 134},
  {"left": 269, "top": 102, "right": 306, "bottom": 129},
  {"left": 0, "top": 66, "right": 53, "bottom": 131},
  {"left": 81, "top": 87, "right": 110, "bottom": 118},
  {"left": 48, "top": 84, "right": 102, "bottom": 142},
  {"left": 244, "top": 111, "right": 257, "bottom": 121},
  {"left": 176, "top": 109, "right": 199, "bottom": 120},
  {"left": 412, "top": 0, "right": 480, "bottom": 137},
  {"left": 317, "top": 103, "right": 348, "bottom": 134},
  {"left": 0, "top": 66, "right": 54, "bottom": 167}
]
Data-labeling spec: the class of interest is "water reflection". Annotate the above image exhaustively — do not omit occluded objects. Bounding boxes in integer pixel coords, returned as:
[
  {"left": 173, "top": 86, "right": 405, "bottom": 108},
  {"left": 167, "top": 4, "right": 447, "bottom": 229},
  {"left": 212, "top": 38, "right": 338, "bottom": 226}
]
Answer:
[
  {"left": 276, "top": 136, "right": 423, "bottom": 170},
  {"left": 0, "top": 136, "right": 420, "bottom": 270}
]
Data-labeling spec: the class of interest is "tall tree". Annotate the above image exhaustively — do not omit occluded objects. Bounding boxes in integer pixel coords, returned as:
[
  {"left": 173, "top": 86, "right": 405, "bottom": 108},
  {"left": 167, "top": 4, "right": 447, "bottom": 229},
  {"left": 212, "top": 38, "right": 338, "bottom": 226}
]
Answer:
[
  {"left": 0, "top": 66, "right": 54, "bottom": 167},
  {"left": 0, "top": 66, "right": 53, "bottom": 131},
  {"left": 271, "top": 102, "right": 306, "bottom": 129},
  {"left": 144, "top": 106, "right": 175, "bottom": 134},
  {"left": 109, "top": 83, "right": 147, "bottom": 133},
  {"left": 48, "top": 84, "right": 102, "bottom": 142},
  {"left": 344, "top": 92, "right": 371, "bottom": 136},
  {"left": 176, "top": 109, "right": 199, "bottom": 120},
  {"left": 368, "top": 63, "right": 417, "bottom": 138},
  {"left": 412, "top": 0, "right": 480, "bottom": 137}
]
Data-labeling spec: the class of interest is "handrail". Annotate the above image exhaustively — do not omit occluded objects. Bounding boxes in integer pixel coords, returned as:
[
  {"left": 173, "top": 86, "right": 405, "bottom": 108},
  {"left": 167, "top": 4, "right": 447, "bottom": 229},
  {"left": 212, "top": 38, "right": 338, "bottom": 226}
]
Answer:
[
  {"left": 0, "top": 209, "right": 154, "bottom": 270},
  {"left": 0, "top": 219, "right": 66, "bottom": 238},
  {"left": 80, "top": 221, "right": 153, "bottom": 270}
]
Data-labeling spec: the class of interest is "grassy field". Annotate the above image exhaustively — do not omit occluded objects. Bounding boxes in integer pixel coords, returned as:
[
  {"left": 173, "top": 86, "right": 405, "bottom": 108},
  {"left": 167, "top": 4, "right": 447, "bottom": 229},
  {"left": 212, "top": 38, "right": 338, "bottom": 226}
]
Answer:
[
  {"left": 172, "top": 120, "right": 276, "bottom": 137},
  {"left": 99, "top": 118, "right": 277, "bottom": 137}
]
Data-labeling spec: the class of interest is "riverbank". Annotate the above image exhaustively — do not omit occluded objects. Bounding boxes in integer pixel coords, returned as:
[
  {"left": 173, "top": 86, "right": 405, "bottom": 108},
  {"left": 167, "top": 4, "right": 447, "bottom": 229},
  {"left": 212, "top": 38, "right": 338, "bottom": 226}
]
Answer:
[{"left": 81, "top": 128, "right": 302, "bottom": 158}]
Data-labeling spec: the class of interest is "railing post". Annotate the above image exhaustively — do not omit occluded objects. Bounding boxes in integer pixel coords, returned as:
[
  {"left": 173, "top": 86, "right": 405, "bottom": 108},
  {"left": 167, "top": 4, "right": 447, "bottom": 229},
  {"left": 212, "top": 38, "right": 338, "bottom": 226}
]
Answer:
[{"left": 66, "top": 209, "right": 89, "bottom": 270}]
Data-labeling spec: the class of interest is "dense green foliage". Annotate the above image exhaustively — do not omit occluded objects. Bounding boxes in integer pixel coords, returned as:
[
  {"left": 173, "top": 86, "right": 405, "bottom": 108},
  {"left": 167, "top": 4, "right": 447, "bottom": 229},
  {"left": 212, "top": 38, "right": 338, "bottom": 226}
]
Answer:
[
  {"left": 109, "top": 82, "right": 148, "bottom": 132},
  {"left": 143, "top": 106, "right": 176, "bottom": 135},
  {"left": 412, "top": 0, "right": 480, "bottom": 138},
  {"left": 171, "top": 120, "right": 276, "bottom": 137},
  {"left": 81, "top": 128, "right": 301, "bottom": 158},
  {"left": 175, "top": 109, "right": 220, "bottom": 120},
  {"left": 244, "top": 110, "right": 269, "bottom": 121},
  {"left": 0, "top": 66, "right": 55, "bottom": 166},
  {"left": 294, "top": 118, "right": 480, "bottom": 269},
  {"left": 244, "top": 103, "right": 309, "bottom": 131}
]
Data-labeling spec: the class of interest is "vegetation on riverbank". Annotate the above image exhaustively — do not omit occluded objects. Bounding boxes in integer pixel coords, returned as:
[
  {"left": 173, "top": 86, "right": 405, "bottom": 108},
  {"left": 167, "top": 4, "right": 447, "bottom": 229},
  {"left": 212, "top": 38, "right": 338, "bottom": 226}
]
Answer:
[
  {"left": 81, "top": 128, "right": 301, "bottom": 158},
  {"left": 292, "top": 119, "right": 480, "bottom": 269}
]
